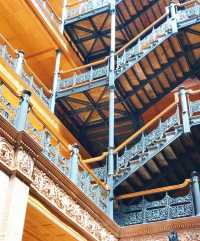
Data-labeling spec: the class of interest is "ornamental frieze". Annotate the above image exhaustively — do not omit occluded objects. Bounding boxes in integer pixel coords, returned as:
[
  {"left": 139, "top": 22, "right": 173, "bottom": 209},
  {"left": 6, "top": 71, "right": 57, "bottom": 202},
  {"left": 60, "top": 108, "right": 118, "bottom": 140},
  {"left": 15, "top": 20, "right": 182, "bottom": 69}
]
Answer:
[
  {"left": 0, "top": 136, "right": 117, "bottom": 241},
  {"left": 32, "top": 166, "right": 117, "bottom": 241}
]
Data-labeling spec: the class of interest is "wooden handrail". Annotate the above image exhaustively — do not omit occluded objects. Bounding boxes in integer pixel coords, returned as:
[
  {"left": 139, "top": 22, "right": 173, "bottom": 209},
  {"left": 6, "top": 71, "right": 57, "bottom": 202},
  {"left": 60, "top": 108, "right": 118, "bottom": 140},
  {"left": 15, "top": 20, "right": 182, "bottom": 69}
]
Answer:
[
  {"left": 83, "top": 93, "right": 179, "bottom": 164},
  {"left": 116, "top": 179, "right": 191, "bottom": 200},
  {"left": 60, "top": 12, "right": 167, "bottom": 76},
  {"left": 60, "top": 57, "right": 108, "bottom": 75},
  {"left": 0, "top": 33, "right": 17, "bottom": 56},
  {"left": 188, "top": 89, "right": 200, "bottom": 95},
  {"left": 79, "top": 154, "right": 110, "bottom": 191},
  {"left": 61, "top": 0, "right": 198, "bottom": 76},
  {"left": 67, "top": 0, "right": 88, "bottom": 8},
  {"left": 45, "top": 0, "right": 62, "bottom": 23},
  {"left": 0, "top": 33, "right": 51, "bottom": 97}
]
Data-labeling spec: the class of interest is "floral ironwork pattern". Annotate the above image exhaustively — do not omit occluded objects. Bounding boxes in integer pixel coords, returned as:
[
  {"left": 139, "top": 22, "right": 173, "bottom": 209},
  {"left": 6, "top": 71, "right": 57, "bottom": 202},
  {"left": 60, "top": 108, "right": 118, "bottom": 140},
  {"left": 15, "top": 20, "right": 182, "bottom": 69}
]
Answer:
[{"left": 114, "top": 191, "right": 194, "bottom": 226}]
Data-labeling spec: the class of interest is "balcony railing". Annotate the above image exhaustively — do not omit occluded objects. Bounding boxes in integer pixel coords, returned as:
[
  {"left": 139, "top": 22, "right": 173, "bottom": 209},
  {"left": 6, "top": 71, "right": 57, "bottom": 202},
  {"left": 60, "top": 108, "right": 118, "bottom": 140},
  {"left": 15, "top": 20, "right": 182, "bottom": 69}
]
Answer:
[
  {"left": 0, "top": 59, "right": 109, "bottom": 213},
  {"left": 81, "top": 86, "right": 200, "bottom": 190},
  {"left": 0, "top": 33, "right": 52, "bottom": 108},
  {"left": 65, "top": 0, "right": 111, "bottom": 22},
  {"left": 58, "top": 0, "right": 200, "bottom": 97},
  {"left": 114, "top": 179, "right": 195, "bottom": 226}
]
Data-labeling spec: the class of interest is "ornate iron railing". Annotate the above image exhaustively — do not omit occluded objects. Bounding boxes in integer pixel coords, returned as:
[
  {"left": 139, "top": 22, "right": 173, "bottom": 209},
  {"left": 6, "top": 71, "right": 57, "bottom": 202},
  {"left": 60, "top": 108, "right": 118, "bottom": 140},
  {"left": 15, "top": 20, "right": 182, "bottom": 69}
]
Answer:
[
  {"left": 79, "top": 169, "right": 109, "bottom": 212},
  {"left": 113, "top": 107, "right": 182, "bottom": 188},
  {"left": 114, "top": 188, "right": 194, "bottom": 226},
  {"left": 0, "top": 86, "right": 17, "bottom": 125},
  {"left": 0, "top": 43, "right": 51, "bottom": 108},
  {"left": 65, "top": 0, "right": 111, "bottom": 22},
  {"left": 0, "top": 82, "right": 108, "bottom": 213},
  {"left": 58, "top": 1, "right": 200, "bottom": 96}
]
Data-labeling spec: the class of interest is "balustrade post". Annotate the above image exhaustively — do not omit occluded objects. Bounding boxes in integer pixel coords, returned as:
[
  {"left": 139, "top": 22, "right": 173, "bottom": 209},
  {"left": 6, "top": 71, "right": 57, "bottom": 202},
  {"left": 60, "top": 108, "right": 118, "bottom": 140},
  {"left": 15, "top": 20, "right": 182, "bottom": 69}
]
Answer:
[
  {"left": 179, "top": 86, "right": 190, "bottom": 134},
  {"left": 168, "top": 0, "right": 178, "bottom": 34},
  {"left": 60, "top": 0, "right": 68, "bottom": 33},
  {"left": 50, "top": 0, "right": 67, "bottom": 112},
  {"left": 168, "top": 231, "right": 179, "bottom": 241},
  {"left": 107, "top": 0, "right": 116, "bottom": 220},
  {"left": 69, "top": 144, "right": 80, "bottom": 185},
  {"left": 15, "top": 50, "right": 24, "bottom": 76},
  {"left": 50, "top": 49, "right": 61, "bottom": 112},
  {"left": 14, "top": 90, "right": 31, "bottom": 131},
  {"left": 191, "top": 171, "right": 200, "bottom": 216}
]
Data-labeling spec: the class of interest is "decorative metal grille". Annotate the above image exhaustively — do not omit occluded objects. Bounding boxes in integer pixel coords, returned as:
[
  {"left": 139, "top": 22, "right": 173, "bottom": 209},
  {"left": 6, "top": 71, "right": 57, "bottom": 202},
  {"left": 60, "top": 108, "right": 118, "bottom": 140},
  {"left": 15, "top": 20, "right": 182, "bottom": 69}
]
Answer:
[
  {"left": 0, "top": 86, "right": 17, "bottom": 125},
  {"left": 114, "top": 190, "right": 194, "bottom": 226},
  {"left": 58, "top": 3, "right": 200, "bottom": 93},
  {"left": 79, "top": 170, "right": 109, "bottom": 212}
]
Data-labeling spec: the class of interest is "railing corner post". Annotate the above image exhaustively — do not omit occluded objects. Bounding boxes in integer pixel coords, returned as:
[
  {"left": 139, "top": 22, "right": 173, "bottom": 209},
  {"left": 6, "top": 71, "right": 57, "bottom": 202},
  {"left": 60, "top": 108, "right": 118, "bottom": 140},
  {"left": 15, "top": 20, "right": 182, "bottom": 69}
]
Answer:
[
  {"left": 179, "top": 85, "right": 190, "bottom": 134},
  {"left": 69, "top": 143, "right": 80, "bottom": 185},
  {"left": 50, "top": 49, "right": 61, "bottom": 112},
  {"left": 15, "top": 50, "right": 24, "bottom": 76},
  {"left": 191, "top": 171, "right": 200, "bottom": 216},
  {"left": 15, "top": 90, "right": 31, "bottom": 131},
  {"left": 168, "top": 0, "right": 178, "bottom": 34}
]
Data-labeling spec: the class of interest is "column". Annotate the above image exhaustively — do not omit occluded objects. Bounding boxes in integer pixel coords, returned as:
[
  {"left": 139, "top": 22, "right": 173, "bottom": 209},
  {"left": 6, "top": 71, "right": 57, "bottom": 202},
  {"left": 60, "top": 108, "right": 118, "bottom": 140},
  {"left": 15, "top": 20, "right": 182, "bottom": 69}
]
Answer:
[
  {"left": 107, "top": 0, "right": 116, "bottom": 219},
  {"left": 179, "top": 86, "right": 190, "bottom": 134},
  {"left": 50, "top": 49, "right": 61, "bottom": 112},
  {"left": 14, "top": 90, "right": 31, "bottom": 131},
  {"left": 0, "top": 175, "right": 29, "bottom": 241},
  {"left": 50, "top": 0, "right": 67, "bottom": 112},
  {"left": 191, "top": 171, "right": 200, "bottom": 215},
  {"left": 69, "top": 144, "right": 80, "bottom": 185},
  {"left": 169, "top": 0, "right": 178, "bottom": 34},
  {"left": 15, "top": 51, "right": 24, "bottom": 76},
  {"left": 0, "top": 171, "right": 10, "bottom": 240}
]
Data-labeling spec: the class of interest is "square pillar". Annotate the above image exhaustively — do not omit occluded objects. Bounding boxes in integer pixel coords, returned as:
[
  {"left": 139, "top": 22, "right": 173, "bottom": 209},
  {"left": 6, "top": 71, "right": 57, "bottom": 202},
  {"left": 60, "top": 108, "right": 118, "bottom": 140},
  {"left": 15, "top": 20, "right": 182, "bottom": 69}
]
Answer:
[
  {"left": 0, "top": 171, "right": 10, "bottom": 240},
  {"left": 0, "top": 175, "right": 29, "bottom": 241}
]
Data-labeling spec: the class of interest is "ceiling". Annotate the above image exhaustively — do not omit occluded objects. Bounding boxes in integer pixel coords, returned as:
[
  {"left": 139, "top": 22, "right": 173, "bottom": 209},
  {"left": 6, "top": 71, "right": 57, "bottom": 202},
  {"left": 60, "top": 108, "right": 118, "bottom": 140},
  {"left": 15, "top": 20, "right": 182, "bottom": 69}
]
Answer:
[{"left": 23, "top": 199, "right": 87, "bottom": 241}]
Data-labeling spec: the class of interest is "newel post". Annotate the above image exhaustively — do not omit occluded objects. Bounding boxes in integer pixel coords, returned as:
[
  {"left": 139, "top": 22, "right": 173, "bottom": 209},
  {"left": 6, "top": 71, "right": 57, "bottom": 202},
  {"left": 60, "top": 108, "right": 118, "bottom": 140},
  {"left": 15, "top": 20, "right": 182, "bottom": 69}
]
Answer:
[
  {"left": 15, "top": 50, "right": 24, "bottom": 76},
  {"left": 69, "top": 144, "right": 80, "bottom": 185},
  {"left": 191, "top": 171, "right": 200, "bottom": 216},
  {"left": 14, "top": 90, "right": 31, "bottom": 131},
  {"left": 179, "top": 86, "right": 190, "bottom": 134},
  {"left": 168, "top": 0, "right": 178, "bottom": 34}
]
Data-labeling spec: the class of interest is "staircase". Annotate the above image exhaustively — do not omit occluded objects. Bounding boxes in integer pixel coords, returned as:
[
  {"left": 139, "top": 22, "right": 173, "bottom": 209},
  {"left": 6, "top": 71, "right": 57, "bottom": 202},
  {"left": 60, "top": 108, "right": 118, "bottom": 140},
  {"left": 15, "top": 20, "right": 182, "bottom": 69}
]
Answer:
[
  {"left": 57, "top": 1, "right": 200, "bottom": 98},
  {"left": 89, "top": 89, "right": 200, "bottom": 189}
]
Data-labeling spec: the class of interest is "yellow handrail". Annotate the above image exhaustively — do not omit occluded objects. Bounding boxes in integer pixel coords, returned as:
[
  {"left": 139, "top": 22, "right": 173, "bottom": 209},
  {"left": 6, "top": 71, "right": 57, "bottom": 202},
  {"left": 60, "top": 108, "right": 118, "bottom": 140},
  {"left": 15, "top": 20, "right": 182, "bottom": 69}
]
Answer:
[
  {"left": 45, "top": 0, "right": 62, "bottom": 23},
  {"left": 79, "top": 154, "right": 110, "bottom": 191},
  {"left": 116, "top": 179, "right": 191, "bottom": 200},
  {"left": 0, "top": 33, "right": 17, "bottom": 56},
  {"left": 83, "top": 93, "right": 179, "bottom": 164},
  {"left": 60, "top": 0, "right": 197, "bottom": 76}
]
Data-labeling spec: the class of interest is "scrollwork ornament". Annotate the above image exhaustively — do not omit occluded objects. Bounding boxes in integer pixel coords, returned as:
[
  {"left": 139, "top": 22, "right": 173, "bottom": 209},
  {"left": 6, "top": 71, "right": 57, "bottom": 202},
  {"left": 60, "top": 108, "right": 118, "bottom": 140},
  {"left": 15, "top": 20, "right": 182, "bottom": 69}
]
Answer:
[
  {"left": 31, "top": 167, "right": 117, "bottom": 241},
  {"left": 15, "top": 147, "right": 34, "bottom": 177},
  {"left": 0, "top": 136, "right": 14, "bottom": 167}
]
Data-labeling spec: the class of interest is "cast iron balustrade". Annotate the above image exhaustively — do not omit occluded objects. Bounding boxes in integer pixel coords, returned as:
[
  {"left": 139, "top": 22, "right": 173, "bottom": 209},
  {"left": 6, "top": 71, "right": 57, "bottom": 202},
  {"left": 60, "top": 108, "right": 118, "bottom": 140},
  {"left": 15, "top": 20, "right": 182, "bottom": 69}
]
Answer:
[
  {"left": 79, "top": 170, "right": 109, "bottom": 212},
  {"left": 65, "top": 0, "right": 122, "bottom": 24},
  {"left": 81, "top": 88, "right": 200, "bottom": 190},
  {"left": 190, "top": 98, "right": 200, "bottom": 126},
  {"left": 57, "top": 1, "right": 200, "bottom": 97},
  {"left": 114, "top": 186, "right": 194, "bottom": 226},
  {"left": 113, "top": 107, "right": 182, "bottom": 188},
  {"left": 0, "top": 82, "right": 109, "bottom": 213},
  {"left": 0, "top": 86, "right": 17, "bottom": 125},
  {"left": 0, "top": 41, "right": 51, "bottom": 108}
]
